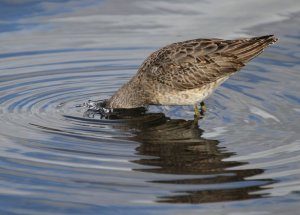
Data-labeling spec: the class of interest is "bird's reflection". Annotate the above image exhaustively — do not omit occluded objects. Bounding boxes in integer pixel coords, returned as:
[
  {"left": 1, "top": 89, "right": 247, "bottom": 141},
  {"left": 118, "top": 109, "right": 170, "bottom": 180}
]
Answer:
[{"left": 85, "top": 107, "right": 275, "bottom": 204}]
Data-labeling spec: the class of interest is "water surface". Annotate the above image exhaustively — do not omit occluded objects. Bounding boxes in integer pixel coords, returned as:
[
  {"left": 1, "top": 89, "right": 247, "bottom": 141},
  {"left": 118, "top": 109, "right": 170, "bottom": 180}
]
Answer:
[{"left": 0, "top": 0, "right": 300, "bottom": 214}]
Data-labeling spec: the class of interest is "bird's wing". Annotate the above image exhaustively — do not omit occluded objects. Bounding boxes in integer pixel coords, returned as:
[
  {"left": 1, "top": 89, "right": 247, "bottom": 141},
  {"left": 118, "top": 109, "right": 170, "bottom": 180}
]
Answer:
[
  {"left": 139, "top": 35, "right": 277, "bottom": 91},
  {"left": 145, "top": 53, "right": 245, "bottom": 90}
]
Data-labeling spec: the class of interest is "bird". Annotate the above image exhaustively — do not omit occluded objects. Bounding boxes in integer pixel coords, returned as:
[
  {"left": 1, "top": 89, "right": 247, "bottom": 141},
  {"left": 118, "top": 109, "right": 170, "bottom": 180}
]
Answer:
[{"left": 105, "top": 35, "right": 278, "bottom": 117}]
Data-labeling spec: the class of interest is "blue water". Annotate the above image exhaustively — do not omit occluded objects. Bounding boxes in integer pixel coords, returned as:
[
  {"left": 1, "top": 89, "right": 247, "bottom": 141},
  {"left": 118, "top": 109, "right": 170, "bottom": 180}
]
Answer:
[{"left": 0, "top": 1, "right": 300, "bottom": 214}]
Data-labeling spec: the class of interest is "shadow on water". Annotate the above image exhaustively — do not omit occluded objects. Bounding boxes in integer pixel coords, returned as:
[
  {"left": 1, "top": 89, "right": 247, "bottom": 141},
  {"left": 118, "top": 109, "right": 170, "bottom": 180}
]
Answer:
[{"left": 82, "top": 107, "right": 275, "bottom": 204}]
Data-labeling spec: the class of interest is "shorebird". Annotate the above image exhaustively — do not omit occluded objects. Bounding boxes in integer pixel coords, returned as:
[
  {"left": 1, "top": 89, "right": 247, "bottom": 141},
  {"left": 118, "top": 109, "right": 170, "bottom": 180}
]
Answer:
[{"left": 106, "top": 35, "right": 278, "bottom": 117}]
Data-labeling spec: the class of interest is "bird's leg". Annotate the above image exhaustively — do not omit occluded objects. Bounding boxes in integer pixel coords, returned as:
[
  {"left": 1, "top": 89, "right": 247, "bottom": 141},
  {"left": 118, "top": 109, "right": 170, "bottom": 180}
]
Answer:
[{"left": 194, "top": 103, "right": 201, "bottom": 119}]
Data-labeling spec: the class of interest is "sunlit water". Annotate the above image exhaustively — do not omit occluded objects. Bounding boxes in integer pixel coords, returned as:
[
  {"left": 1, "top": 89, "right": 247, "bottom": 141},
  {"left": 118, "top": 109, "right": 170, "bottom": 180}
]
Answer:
[{"left": 0, "top": 1, "right": 300, "bottom": 214}]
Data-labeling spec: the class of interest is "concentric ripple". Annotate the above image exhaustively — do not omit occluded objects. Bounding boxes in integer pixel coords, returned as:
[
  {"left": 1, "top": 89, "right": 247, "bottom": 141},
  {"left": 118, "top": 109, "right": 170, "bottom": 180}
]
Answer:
[{"left": 0, "top": 36, "right": 300, "bottom": 214}]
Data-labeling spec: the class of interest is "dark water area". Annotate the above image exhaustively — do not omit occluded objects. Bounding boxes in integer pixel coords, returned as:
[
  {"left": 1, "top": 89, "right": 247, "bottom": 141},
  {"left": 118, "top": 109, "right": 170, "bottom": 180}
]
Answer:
[{"left": 0, "top": 0, "right": 300, "bottom": 214}]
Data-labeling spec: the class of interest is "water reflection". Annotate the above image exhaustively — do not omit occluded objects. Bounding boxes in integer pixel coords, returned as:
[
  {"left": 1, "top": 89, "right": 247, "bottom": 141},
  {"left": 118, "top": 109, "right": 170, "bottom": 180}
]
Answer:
[
  {"left": 0, "top": 0, "right": 299, "bottom": 213},
  {"left": 86, "top": 108, "right": 275, "bottom": 204}
]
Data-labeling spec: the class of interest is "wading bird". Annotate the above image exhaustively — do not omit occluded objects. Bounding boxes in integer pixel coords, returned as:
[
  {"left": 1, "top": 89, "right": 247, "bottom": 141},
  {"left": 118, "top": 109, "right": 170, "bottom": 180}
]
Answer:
[{"left": 106, "top": 35, "right": 278, "bottom": 117}]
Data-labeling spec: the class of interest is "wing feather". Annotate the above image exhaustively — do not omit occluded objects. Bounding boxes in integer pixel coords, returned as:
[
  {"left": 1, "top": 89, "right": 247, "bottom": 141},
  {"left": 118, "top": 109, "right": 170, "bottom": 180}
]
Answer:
[{"left": 138, "top": 35, "right": 277, "bottom": 91}]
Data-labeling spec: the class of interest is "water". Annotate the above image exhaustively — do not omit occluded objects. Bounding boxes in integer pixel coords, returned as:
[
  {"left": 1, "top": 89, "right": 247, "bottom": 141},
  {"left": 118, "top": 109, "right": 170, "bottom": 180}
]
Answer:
[{"left": 0, "top": 0, "right": 300, "bottom": 214}]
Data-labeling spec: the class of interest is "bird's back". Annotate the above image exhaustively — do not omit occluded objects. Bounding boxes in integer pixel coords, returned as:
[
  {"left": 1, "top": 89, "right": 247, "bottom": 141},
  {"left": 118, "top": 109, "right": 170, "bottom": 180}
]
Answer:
[{"left": 138, "top": 35, "right": 278, "bottom": 90}]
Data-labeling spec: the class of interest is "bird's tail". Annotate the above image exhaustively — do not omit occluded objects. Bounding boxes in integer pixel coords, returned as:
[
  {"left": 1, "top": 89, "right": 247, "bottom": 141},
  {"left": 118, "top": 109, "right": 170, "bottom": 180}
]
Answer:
[{"left": 227, "top": 35, "right": 278, "bottom": 63}]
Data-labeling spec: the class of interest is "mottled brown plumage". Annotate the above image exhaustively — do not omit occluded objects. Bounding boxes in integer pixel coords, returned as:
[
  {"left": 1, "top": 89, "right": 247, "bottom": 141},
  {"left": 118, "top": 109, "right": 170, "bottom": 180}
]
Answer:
[{"left": 106, "top": 35, "right": 278, "bottom": 109}]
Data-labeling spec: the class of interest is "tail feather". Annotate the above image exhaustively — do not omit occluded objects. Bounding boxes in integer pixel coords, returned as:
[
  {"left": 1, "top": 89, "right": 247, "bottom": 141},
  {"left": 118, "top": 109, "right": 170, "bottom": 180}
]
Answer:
[{"left": 226, "top": 35, "right": 278, "bottom": 62}]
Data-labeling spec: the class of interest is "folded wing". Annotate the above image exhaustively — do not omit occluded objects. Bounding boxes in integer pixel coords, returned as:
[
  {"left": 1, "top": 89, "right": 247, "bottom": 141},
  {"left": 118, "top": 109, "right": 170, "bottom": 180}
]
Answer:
[{"left": 140, "top": 35, "right": 277, "bottom": 91}]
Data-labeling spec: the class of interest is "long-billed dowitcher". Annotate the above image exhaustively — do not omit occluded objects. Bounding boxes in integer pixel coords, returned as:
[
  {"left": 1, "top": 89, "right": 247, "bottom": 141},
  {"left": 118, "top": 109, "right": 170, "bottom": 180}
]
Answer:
[{"left": 106, "top": 35, "right": 278, "bottom": 117}]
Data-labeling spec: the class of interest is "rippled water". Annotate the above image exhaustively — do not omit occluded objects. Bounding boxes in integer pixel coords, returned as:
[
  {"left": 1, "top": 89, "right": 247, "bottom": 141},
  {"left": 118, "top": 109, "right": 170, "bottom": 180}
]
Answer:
[{"left": 0, "top": 1, "right": 300, "bottom": 214}]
